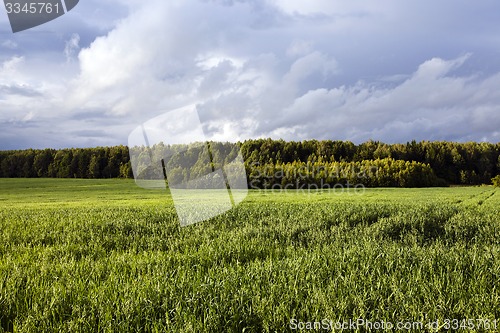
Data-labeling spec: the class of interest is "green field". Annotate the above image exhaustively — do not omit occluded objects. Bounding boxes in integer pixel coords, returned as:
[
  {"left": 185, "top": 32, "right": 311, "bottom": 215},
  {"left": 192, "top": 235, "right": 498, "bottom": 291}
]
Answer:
[{"left": 0, "top": 179, "right": 499, "bottom": 332}]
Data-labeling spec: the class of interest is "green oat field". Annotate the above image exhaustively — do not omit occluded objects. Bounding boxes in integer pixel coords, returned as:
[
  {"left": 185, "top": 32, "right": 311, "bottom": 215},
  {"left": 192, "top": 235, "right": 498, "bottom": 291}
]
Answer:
[{"left": 0, "top": 179, "right": 499, "bottom": 332}]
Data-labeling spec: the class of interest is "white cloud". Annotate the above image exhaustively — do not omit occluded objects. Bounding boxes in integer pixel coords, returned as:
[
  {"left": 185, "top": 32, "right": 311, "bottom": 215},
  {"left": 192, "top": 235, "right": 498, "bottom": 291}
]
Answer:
[
  {"left": 64, "top": 33, "right": 81, "bottom": 62},
  {"left": 1, "top": 56, "right": 24, "bottom": 73},
  {"left": 269, "top": 0, "right": 380, "bottom": 17},
  {"left": 284, "top": 51, "right": 338, "bottom": 85},
  {"left": 413, "top": 54, "right": 470, "bottom": 80},
  {"left": 1, "top": 40, "right": 18, "bottom": 50},
  {"left": 2, "top": 0, "right": 500, "bottom": 148},
  {"left": 286, "top": 40, "right": 313, "bottom": 57},
  {"left": 269, "top": 55, "right": 500, "bottom": 143},
  {"left": 22, "top": 111, "right": 35, "bottom": 122}
]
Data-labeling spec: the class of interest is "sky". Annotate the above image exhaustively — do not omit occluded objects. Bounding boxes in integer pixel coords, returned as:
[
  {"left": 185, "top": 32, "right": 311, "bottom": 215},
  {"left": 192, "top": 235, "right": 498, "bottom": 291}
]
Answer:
[{"left": 1, "top": 0, "right": 500, "bottom": 149}]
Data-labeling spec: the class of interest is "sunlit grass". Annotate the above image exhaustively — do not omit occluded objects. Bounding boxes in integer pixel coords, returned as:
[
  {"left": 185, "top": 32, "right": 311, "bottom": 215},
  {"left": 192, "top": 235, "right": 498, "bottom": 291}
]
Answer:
[{"left": 0, "top": 179, "right": 498, "bottom": 332}]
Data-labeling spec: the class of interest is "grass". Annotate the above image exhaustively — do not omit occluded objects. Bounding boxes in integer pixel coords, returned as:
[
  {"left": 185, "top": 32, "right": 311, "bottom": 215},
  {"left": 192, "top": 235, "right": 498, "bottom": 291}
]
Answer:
[{"left": 0, "top": 179, "right": 499, "bottom": 332}]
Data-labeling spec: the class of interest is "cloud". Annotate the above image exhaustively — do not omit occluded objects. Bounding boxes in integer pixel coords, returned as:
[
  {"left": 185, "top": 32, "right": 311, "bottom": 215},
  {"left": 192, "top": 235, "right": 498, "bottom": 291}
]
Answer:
[
  {"left": 2, "top": 0, "right": 500, "bottom": 149},
  {"left": 413, "top": 55, "right": 470, "bottom": 80},
  {"left": 188, "top": 54, "right": 500, "bottom": 144},
  {"left": 72, "top": 129, "right": 108, "bottom": 138},
  {"left": 1, "top": 40, "right": 18, "bottom": 50},
  {"left": 267, "top": 55, "right": 500, "bottom": 143},
  {"left": 1, "top": 56, "right": 24, "bottom": 72},
  {"left": 64, "top": 33, "right": 81, "bottom": 62},
  {"left": 0, "top": 84, "right": 42, "bottom": 97}
]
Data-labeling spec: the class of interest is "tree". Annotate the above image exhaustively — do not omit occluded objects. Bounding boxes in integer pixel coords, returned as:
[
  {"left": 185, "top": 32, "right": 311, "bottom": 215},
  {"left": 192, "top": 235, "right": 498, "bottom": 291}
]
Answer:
[
  {"left": 119, "top": 162, "right": 132, "bottom": 178},
  {"left": 492, "top": 175, "right": 500, "bottom": 187},
  {"left": 88, "top": 154, "right": 101, "bottom": 179},
  {"left": 33, "top": 149, "right": 54, "bottom": 177}
]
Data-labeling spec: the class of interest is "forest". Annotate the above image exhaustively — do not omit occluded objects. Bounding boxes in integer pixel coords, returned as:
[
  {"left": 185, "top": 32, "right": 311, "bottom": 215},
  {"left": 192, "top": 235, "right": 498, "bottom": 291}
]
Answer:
[{"left": 1, "top": 139, "right": 499, "bottom": 187}]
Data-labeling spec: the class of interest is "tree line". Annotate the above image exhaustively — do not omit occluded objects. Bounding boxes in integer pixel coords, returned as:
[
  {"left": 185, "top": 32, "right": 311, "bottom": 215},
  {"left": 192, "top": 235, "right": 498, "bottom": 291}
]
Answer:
[
  {"left": 0, "top": 146, "right": 132, "bottom": 179},
  {"left": 1, "top": 140, "right": 499, "bottom": 187},
  {"left": 247, "top": 158, "right": 442, "bottom": 189},
  {"left": 241, "top": 139, "right": 500, "bottom": 186}
]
